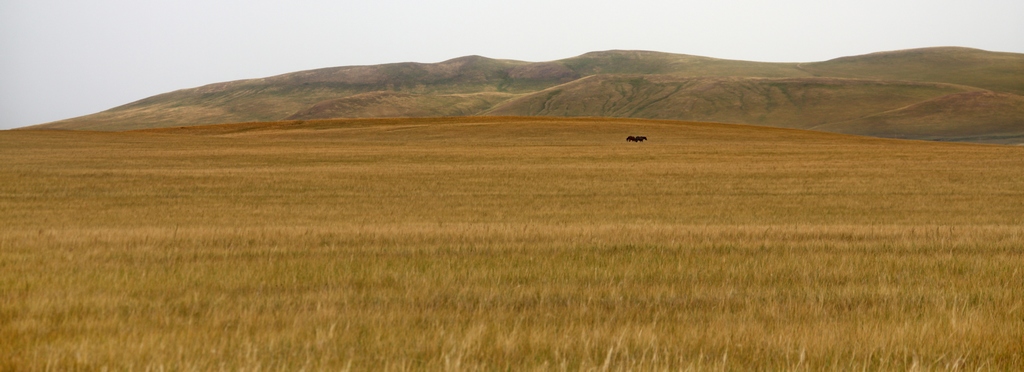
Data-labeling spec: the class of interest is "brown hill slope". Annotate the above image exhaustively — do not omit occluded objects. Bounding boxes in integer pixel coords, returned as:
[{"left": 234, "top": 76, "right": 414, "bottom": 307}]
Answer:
[
  {"left": 23, "top": 47, "right": 1024, "bottom": 143},
  {"left": 28, "top": 56, "right": 546, "bottom": 131},
  {"left": 31, "top": 51, "right": 814, "bottom": 131}
]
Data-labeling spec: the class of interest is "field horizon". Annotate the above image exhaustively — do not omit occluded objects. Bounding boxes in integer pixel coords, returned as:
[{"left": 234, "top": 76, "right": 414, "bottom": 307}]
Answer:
[{"left": 3, "top": 117, "right": 1023, "bottom": 370}]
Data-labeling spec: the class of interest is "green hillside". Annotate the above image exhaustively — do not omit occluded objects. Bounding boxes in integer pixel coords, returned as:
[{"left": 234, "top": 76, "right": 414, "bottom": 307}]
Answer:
[
  {"left": 558, "top": 50, "right": 808, "bottom": 77},
  {"left": 801, "top": 47, "right": 1024, "bottom": 95},
  {"left": 23, "top": 47, "right": 1024, "bottom": 143},
  {"left": 482, "top": 75, "right": 975, "bottom": 129},
  {"left": 813, "top": 91, "right": 1024, "bottom": 143},
  {"left": 285, "top": 91, "right": 517, "bottom": 120}
]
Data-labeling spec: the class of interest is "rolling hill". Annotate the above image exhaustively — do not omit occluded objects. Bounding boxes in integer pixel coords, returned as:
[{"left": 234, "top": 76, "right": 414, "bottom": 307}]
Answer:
[{"left": 23, "top": 47, "right": 1024, "bottom": 143}]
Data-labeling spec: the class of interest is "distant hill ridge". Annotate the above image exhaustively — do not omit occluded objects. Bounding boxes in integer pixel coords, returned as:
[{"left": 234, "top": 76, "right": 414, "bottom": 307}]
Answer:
[{"left": 24, "top": 47, "right": 1024, "bottom": 144}]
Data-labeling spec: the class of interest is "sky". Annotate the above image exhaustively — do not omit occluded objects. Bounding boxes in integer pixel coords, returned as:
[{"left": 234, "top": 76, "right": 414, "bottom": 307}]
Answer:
[{"left": 1, "top": 0, "right": 1022, "bottom": 129}]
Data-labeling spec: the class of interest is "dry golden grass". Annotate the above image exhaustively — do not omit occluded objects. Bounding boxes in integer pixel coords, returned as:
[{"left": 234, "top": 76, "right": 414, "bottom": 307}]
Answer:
[{"left": 2, "top": 117, "right": 1023, "bottom": 370}]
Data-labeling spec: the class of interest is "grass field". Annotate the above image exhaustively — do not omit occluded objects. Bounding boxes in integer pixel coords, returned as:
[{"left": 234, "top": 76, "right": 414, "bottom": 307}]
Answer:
[{"left": 2, "top": 117, "right": 1023, "bottom": 370}]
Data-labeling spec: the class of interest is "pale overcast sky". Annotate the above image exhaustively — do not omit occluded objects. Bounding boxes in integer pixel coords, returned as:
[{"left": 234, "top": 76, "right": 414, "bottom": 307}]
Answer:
[{"left": 1, "top": 0, "right": 1022, "bottom": 129}]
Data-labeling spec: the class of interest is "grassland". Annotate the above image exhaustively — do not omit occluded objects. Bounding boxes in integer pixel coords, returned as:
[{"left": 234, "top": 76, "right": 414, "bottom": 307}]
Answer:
[{"left": 2, "top": 117, "right": 1023, "bottom": 370}]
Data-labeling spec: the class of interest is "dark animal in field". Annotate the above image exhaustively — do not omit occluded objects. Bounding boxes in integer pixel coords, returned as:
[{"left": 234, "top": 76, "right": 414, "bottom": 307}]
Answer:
[{"left": 627, "top": 136, "right": 647, "bottom": 142}]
